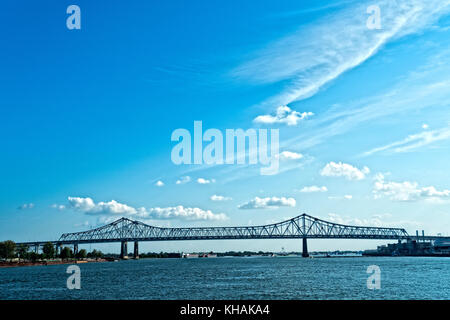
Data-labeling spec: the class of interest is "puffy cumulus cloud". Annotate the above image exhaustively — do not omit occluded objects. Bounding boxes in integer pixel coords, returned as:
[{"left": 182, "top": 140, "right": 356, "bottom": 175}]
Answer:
[
  {"left": 299, "top": 186, "right": 327, "bottom": 193},
  {"left": 51, "top": 204, "right": 66, "bottom": 211},
  {"left": 320, "top": 162, "right": 370, "bottom": 180},
  {"left": 328, "top": 195, "right": 353, "bottom": 200},
  {"left": 253, "top": 106, "right": 313, "bottom": 126},
  {"left": 17, "top": 203, "right": 34, "bottom": 210},
  {"left": 176, "top": 176, "right": 191, "bottom": 185},
  {"left": 141, "top": 206, "right": 227, "bottom": 221},
  {"left": 210, "top": 195, "right": 232, "bottom": 201},
  {"left": 67, "top": 196, "right": 227, "bottom": 221},
  {"left": 197, "top": 178, "right": 215, "bottom": 184},
  {"left": 277, "top": 151, "right": 303, "bottom": 160},
  {"left": 68, "top": 197, "right": 138, "bottom": 215},
  {"left": 373, "top": 174, "right": 450, "bottom": 202},
  {"left": 238, "top": 196, "right": 296, "bottom": 209},
  {"left": 155, "top": 180, "right": 165, "bottom": 187}
]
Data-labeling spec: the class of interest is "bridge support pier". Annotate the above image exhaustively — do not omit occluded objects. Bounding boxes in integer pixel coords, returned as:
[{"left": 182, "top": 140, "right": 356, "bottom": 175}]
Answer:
[
  {"left": 120, "top": 241, "right": 128, "bottom": 259},
  {"left": 302, "top": 237, "right": 309, "bottom": 258},
  {"left": 73, "top": 243, "right": 78, "bottom": 257},
  {"left": 133, "top": 241, "right": 139, "bottom": 259}
]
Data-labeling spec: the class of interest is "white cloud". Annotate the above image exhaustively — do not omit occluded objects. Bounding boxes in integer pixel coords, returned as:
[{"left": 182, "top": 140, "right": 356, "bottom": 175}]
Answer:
[
  {"left": 51, "top": 204, "right": 66, "bottom": 211},
  {"left": 363, "top": 126, "right": 450, "bottom": 156},
  {"left": 238, "top": 196, "right": 296, "bottom": 209},
  {"left": 320, "top": 162, "right": 370, "bottom": 180},
  {"left": 210, "top": 195, "right": 232, "bottom": 201},
  {"left": 17, "top": 203, "right": 34, "bottom": 210},
  {"left": 253, "top": 106, "right": 313, "bottom": 126},
  {"left": 278, "top": 151, "right": 304, "bottom": 160},
  {"left": 68, "top": 197, "right": 138, "bottom": 216},
  {"left": 422, "top": 123, "right": 429, "bottom": 130},
  {"left": 373, "top": 174, "right": 450, "bottom": 202},
  {"left": 155, "top": 180, "right": 164, "bottom": 187},
  {"left": 322, "top": 213, "right": 421, "bottom": 229},
  {"left": 68, "top": 196, "right": 227, "bottom": 221},
  {"left": 176, "top": 176, "right": 191, "bottom": 185},
  {"left": 299, "top": 186, "right": 328, "bottom": 193},
  {"left": 197, "top": 178, "right": 215, "bottom": 184},
  {"left": 233, "top": 0, "right": 450, "bottom": 106},
  {"left": 141, "top": 206, "right": 228, "bottom": 221},
  {"left": 74, "top": 221, "right": 90, "bottom": 228},
  {"left": 328, "top": 195, "right": 353, "bottom": 200}
]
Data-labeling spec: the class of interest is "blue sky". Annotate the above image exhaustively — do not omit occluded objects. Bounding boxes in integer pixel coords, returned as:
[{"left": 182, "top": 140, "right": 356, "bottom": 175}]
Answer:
[{"left": 1, "top": 0, "right": 450, "bottom": 252}]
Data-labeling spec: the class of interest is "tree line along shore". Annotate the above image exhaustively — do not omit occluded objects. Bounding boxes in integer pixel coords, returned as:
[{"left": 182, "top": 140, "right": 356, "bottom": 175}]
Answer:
[
  {"left": 0, "top": 240, "right": 106, "bottom": 267},
  {"left": 1, "top": 240, "right": 365, "bottom": 268}
]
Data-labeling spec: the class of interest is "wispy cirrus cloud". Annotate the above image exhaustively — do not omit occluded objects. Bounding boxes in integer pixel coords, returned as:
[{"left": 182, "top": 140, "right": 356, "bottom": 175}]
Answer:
[
  {"left": 283, "top": 71, "right": 450, "bottom": 154},
  {"left": 322, "top": 213, "right": 421, "bottom": 230},
  {"left": 233, "top": 0, "right": 450, "bottom": 107}
]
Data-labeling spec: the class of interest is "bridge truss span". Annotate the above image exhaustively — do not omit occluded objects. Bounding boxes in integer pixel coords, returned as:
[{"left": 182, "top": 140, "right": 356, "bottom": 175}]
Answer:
[{"left": 58, "top": 213, "right": 409, "bottom": 243}]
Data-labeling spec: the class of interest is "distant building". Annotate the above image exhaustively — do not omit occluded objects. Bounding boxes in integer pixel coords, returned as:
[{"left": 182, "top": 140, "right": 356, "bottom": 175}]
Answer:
[{"left": 363, "top": 239, "right": 450, "bottom": 257}]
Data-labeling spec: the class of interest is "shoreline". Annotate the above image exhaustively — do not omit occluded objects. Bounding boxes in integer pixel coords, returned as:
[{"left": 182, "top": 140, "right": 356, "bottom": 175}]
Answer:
[{"left": 0, "top": 259, "right": 110, "bottom": 268}]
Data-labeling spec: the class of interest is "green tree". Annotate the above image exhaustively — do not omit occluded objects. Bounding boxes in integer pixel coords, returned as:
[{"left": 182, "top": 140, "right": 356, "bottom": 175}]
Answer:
[
  {"left": 0, "top": 240, "right": 16, "bottom": 259},
  {"left": 88, "top": 249, "right": 103, "bottom": 259},
  {"left": 60, "top": 247, "right": 73, "bottom": 260},
  {"left": 77, "top": 249, "right": 87, "bottom": 259},
  {"left": 29, "top": 251, "right": 38, "bottom": 262},
  {"left": 42, "top": 242, "right": 55, "bottom": 259},
  {"left": 17, "top": 244, "right": 29, "bottom": 260}
]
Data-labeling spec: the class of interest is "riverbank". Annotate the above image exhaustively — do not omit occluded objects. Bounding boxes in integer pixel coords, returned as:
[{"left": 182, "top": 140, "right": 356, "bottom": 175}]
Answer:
[{"left": 0, "top": 258, "right": 111, "bottom": 268}]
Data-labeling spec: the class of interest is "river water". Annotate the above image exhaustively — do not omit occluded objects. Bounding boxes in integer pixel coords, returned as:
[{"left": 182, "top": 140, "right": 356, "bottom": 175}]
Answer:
[{"left": 0, "top": 256, "right": 449, "bottom": 299}]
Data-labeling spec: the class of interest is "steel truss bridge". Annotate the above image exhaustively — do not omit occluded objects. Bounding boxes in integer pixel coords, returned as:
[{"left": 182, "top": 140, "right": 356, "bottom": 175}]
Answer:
[{"left": 15, "top": 213, "right": 448, "bottom": 258}]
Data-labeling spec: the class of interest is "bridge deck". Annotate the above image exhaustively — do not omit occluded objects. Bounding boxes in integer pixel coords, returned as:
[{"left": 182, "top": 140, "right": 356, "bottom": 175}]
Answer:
[{"left": 13, "top": 214, "right": 450, "bottom": 246}]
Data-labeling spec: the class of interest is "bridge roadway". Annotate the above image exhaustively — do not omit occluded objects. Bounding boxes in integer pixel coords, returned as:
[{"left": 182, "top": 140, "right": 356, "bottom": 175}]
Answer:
[{"left": 14, "top": 214, "right": 450, "bottom": 258}]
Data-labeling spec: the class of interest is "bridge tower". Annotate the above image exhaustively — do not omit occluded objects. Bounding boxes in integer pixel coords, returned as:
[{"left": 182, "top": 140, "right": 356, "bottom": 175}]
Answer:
[
  {"left": 120, "top": 241, "right": 128, "bottom": 259},
  {"left": 302, "top": 237, "right": 309, "bottom": 257},
  {"left": 133, "top": 241, "right": 139, "bottom": 259},
  {"left": 73, "top": 243, "right": 78, "bottom": 257},
  {"left": 301, "top": 214, "right": 309, "bottom": 257}
]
